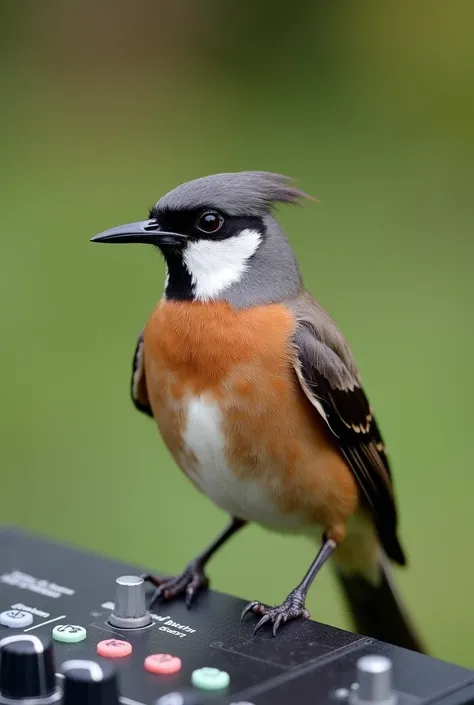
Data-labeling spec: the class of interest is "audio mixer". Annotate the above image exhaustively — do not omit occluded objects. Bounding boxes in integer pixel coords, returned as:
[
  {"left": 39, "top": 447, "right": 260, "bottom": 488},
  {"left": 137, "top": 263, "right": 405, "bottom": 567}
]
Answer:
[{"left": 0, "top": 526, "right": 473, "bottom": 705}]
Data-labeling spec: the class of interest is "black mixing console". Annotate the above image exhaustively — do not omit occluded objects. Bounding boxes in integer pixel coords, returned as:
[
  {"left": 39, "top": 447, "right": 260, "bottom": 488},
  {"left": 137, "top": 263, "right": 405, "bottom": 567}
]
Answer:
[{"left": 0, "top": 526, "right": 473, "bottom": 705}]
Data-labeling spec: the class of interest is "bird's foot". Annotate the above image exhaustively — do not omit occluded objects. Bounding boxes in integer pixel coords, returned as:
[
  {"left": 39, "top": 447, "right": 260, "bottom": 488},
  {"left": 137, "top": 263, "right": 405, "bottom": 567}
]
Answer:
[
  {"left": 142, "top": 560, "right": 209, "bottom": 609},
  {"left": 241, "top": 588, "right": 310, "bottom": 636}
]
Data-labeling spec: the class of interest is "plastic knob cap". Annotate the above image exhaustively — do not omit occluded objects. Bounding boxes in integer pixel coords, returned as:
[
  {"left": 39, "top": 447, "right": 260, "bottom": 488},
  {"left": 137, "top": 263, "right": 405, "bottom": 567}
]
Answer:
[
  {"left": 155, "top": 692, "right": 208, "bottom": 705},
  {"left": 108, "top": 575, "right": 152, "bottom": 628},
  {"left": 349, "top": 655, "right": 397, "bottom": 705},
  {"left": 61, "top": 660, "right": 119, "bottom": 705},
  {"left": 0, "top": 634, "right": 60, "bottom": 704}
]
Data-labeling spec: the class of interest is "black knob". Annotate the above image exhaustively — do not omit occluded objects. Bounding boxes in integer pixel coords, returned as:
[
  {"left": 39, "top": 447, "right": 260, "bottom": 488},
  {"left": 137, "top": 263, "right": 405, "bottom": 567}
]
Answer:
[
  {"left": 61, "top": 660, "right": 119, "bottom": 705},
  {"left": 0, "top": 633, "right": 59, "bottom": 703}
]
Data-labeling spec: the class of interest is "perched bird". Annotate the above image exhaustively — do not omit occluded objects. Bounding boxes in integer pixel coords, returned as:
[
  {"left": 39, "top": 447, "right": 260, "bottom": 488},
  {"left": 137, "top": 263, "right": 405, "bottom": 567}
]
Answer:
[{"left": 91, "top": 171, "right": 424, "bottom": 650}]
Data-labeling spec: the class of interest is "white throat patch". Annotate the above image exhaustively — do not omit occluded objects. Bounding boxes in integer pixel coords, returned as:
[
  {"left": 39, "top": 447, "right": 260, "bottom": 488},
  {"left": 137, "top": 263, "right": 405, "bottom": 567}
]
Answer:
[{"left": 183, "top": 228, "right": 261, "bottom": 301}]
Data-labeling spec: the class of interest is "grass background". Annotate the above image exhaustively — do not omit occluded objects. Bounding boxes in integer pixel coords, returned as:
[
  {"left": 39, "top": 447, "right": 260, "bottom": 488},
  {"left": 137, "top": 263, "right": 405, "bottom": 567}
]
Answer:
[{"left": 1, "top": 0, "right": 473, "bottom": 668}]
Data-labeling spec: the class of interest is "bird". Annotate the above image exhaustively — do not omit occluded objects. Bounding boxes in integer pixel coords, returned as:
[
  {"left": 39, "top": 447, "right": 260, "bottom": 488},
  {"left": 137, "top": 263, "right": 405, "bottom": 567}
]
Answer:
[{"left": 91, "top": 171, "right": 425, "bottom": 651}]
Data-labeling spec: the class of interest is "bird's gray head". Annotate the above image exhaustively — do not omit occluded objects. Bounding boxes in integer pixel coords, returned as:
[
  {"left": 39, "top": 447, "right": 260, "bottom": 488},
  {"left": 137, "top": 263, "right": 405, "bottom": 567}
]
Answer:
[{"left": 91, "top": 171, "right": 311, "bottom": 308}]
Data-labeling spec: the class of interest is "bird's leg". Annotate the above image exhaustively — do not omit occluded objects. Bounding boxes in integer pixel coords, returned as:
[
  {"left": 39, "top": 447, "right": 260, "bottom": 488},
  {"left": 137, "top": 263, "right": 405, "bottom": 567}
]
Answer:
[
  {"left": 143, "top": 517, "right": 246, "bottom": 608},
  {"left": 242, "top": 536, "right": 337, "bottom": 636}
]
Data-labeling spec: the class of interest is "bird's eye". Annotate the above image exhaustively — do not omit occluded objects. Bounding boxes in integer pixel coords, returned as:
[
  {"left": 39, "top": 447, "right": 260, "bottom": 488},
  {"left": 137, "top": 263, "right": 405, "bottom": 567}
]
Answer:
[{"left": 196, "top": 210, "right": 224, "bottom": 234}]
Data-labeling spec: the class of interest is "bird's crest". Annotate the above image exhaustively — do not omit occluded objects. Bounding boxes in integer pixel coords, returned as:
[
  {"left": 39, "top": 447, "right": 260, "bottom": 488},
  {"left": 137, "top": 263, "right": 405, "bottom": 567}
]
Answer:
[{"left": 155, "top": 171, "right": 314, "bottom": 217}]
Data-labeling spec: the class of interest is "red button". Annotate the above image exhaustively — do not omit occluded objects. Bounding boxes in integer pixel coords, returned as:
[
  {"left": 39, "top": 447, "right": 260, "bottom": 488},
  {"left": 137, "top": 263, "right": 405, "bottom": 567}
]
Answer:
[
  {"left": 144, "top": 653, "right": 182, "bottom": 675},
  {"left": 97, "top": 639, "right": 132, "bottom": 658}
]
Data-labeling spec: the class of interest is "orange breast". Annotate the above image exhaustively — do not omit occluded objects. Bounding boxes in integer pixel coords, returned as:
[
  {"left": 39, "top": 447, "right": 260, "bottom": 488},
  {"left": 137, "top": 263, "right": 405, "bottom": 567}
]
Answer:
[{"left": 142, "top": 300, "right": 360, "bottom": 540}]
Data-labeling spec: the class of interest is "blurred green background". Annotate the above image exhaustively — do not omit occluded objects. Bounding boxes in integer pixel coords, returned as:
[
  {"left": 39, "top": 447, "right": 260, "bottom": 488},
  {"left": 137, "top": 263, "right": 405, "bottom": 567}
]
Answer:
[{"left": 1, "top": 0, "right": 473, "bottom": 668}]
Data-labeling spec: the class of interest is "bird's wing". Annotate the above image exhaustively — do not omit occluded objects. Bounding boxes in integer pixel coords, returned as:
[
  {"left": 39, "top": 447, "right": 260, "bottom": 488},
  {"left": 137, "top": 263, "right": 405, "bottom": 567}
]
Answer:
[
  {"left": 289, "top": 291, "right": 405, "bottom": 565},
  {"left": 131, "top": 330, "right": 153, "bottom": 418}
]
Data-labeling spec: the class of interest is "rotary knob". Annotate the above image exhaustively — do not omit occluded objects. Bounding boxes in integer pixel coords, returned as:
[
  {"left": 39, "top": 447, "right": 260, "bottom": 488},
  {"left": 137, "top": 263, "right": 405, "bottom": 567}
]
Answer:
[
  {"left": 61, "top": 660, "right": 119, "bottom": 705},
  {"left": 155, "top": 692, "right": 208, "bottom": 705},
  {"left": 349, "top": 655, "right": 397, "bottom": 705},
  {"left": 108, "top": 575, "right": 152, "bottom": 628},
  {"left": 0, "top": 633, "right": 60, "bottom": 704}
]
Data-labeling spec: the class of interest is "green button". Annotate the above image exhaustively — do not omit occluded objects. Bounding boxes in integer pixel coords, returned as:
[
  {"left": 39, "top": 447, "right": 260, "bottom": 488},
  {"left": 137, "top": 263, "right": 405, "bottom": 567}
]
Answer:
[
  {"left": 52, "top": 624, "right": 87, "bottom": 643},
  {"left": 191, "top": 667, "right": 230, "bottom": 691}
]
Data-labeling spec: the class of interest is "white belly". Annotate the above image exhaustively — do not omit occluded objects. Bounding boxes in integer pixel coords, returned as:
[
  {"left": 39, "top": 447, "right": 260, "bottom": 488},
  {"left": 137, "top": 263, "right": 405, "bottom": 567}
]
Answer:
[{"left": 179, "top": 394, "right": 307, "bottom": 533}]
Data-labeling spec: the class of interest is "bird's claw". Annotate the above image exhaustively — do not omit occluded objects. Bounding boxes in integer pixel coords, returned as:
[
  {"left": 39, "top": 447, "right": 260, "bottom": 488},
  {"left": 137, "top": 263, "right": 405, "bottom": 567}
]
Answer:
[
  {"left": 240, "top": 600, "right": 265, "bottom": 622},
  {"left": 241, "top": 592, "right": 310, "bottom": 636},
  {"left": 143, "top": 562, "right": 209, "bottom": 609},
  {"left": 140, "top": 572, "right": 166, "bottom": 588}
]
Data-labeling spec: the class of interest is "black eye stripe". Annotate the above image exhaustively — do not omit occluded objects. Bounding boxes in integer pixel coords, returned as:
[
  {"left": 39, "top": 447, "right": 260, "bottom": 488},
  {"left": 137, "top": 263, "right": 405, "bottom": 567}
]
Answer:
[{"left": 151, "top": 208, "right": 264, "bottom": 243}]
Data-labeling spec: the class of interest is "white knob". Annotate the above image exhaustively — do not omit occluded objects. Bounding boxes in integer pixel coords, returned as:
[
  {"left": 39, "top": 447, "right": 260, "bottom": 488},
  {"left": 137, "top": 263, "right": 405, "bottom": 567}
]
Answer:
[
  {"left": 108, "top": 575, "right": 151, "bottom": 629},
  {"left": 349, "top": 655, "right": 396, "bottom": 705}
]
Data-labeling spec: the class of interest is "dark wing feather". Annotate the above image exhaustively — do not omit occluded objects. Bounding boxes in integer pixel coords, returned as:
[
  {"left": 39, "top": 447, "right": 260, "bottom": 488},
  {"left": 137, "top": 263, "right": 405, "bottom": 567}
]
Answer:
[
  {"left": 131, "top": 331, "right": 153, "bottom": 418},
  {"left": 290, "top": 292, "right": 405, "bottom": 566}
]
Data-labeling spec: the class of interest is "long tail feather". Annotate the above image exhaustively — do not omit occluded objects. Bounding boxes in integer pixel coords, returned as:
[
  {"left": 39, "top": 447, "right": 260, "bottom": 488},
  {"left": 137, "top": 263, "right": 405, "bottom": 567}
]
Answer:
[{"left": 335, "top": 553, "right": 426, "bottom": 654}]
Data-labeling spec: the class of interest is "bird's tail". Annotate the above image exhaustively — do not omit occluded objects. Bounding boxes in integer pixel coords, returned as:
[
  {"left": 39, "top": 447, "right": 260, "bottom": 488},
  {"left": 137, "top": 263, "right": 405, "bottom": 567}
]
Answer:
[{"left": 334, "top": 552, "right": 426, "bottom": 654}]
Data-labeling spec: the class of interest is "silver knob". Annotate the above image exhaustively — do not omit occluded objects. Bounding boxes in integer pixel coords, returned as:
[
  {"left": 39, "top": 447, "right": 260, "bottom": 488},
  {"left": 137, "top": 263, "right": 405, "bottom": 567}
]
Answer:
[
  {"left": 349, "top": 655, "right": 396, "bottom": 705},
  {"left": 108, "top": 575, "right": 152, "bottom": 629}
]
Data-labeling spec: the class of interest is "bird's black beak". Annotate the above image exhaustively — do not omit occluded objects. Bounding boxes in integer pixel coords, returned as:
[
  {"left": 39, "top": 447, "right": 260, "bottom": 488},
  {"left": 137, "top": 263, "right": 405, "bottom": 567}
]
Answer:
[{"left": 90, "top": 220, "right": 186, "bottom": 246}]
